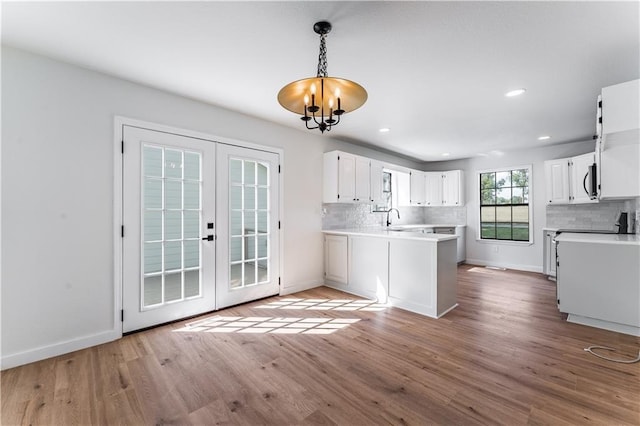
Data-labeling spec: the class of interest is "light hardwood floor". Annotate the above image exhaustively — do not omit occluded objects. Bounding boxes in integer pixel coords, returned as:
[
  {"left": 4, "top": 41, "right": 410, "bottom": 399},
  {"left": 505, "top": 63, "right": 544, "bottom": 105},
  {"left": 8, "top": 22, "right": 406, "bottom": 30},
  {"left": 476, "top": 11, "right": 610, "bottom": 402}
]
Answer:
[{"left": 2, "top": 265, "right": 639, "bottom": 425}]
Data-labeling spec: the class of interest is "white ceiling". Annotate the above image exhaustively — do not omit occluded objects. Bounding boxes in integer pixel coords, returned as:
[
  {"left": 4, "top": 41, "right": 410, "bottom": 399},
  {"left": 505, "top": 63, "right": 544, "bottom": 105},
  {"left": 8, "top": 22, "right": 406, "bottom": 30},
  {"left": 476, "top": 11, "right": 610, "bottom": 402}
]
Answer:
[{"left": 2, "top": 1, "right": 639, "bottom": 161}]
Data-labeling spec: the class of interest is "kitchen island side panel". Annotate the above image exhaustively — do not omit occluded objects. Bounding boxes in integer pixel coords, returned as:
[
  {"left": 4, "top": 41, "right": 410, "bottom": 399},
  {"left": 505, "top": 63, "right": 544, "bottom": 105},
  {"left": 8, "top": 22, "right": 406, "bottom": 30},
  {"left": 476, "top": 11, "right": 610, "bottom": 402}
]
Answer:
[{"left": 436, "top": 239, "right": 458, "bottom": 316}]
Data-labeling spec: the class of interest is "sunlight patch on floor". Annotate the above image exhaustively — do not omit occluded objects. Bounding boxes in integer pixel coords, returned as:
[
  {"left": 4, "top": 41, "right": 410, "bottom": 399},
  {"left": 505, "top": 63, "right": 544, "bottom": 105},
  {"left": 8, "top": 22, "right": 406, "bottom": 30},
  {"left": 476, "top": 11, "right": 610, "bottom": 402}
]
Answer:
[
  {"left": 255, "top": 298, "right": 388, "bottom": 311},
  {"left": 174, "top": 315, "right": 361, "bottom": 335}
]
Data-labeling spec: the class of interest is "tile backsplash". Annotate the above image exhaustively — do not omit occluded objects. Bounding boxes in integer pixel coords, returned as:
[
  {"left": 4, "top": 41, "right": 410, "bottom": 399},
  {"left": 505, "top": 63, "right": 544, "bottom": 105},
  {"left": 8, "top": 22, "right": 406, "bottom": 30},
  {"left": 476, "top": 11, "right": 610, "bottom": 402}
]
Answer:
[
  {"left": 546, "top": 199, "right": 640, "bottom": 232},
  {"left": 321, "top": 204, "right": 466, "bottom": 229}
]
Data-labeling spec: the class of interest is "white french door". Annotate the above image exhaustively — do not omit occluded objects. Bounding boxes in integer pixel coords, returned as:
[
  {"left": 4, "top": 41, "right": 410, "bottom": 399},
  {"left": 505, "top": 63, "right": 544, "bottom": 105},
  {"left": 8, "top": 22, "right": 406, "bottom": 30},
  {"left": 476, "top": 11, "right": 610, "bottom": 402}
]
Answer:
[
  {"left": 215, "top": 144, "right": 280, "bottom": 309},
  {"left": 122, "top": 126, "right": 216, "bottom": 332}
]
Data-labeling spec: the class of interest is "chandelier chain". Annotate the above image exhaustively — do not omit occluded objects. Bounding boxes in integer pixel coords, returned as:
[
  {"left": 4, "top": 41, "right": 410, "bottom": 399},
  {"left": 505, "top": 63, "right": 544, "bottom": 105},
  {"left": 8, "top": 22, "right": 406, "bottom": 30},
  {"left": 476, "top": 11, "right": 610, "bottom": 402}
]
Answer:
[{"left": 316, "top": 33, "right": 328, "bottom": 78}]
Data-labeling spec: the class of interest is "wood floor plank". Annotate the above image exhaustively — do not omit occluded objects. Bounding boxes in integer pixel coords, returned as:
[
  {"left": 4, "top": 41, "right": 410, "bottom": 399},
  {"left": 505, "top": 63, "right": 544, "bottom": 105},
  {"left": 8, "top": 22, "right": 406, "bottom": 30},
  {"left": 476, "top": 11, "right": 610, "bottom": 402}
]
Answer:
[{"left": 2, "top": 265, "right": 639, "bottom": 425}]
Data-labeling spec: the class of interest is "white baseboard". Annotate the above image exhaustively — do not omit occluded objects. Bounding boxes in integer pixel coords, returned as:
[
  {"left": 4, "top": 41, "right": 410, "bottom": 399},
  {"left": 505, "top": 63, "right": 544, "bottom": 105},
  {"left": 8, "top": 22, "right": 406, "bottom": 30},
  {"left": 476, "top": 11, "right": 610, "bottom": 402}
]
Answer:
[
  {"left": 1, "top": 329, "right": 121, "bottom": 371},
  {"left": 279, "top": 279, "right": 324, "bottom": 295},
  {"left": 465, "top": 259, "right": 543, "bottom": 274}
]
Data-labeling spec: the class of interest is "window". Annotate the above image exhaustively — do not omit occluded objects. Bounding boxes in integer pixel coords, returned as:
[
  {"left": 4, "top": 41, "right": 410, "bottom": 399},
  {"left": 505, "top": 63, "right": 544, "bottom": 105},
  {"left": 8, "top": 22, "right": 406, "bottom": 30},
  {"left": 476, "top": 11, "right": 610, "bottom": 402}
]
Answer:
[
  {"left": 373, "top": 171, "right": 392, "bottom": 212},
  {"left": 479, "top": 167, "right": 531, "bottom": 242}
]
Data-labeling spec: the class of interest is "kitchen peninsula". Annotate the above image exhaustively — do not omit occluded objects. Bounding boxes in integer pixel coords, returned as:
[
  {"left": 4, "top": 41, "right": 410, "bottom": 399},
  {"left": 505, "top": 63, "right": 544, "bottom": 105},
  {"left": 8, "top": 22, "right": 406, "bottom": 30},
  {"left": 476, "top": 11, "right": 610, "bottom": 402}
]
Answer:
[{"left": 322, "top": 229, "right": 458, "bottom": 318}]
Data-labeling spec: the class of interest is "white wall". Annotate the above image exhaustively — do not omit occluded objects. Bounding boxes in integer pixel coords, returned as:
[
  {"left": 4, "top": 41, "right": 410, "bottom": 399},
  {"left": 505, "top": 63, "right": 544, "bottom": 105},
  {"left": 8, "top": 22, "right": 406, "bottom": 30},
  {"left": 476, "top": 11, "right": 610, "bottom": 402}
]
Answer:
[
  {"left": 425, "top": 140, "right": 596, "bottom": 272},
  {"left": 1, "top": 46, "right": 421, "bottom": 368}
]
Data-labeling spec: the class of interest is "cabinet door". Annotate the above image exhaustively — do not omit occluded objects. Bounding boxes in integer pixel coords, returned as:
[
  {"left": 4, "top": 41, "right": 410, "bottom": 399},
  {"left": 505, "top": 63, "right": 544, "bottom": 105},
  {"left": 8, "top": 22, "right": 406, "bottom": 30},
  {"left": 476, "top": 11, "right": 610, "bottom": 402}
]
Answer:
[
  {"left": 324, "top": 234, "right": 348, "bottom": 284},
  {"left": 544, "top": 159, "right": 570, "bottom": 204},
  {"left": 601, "top": 79, "right": 640, "bottom": 135},
  {"left": 410, "top": 170, "right": 426, "bottom": 205},
  {"left": 370, "top": 160, "right": 385, "bottom": 204},
  {"left": 396, "top": 171, "right": 411, "bottom": 207},
  {"left": 337, "top": 154, "right": 356, "bottom": 202},
  {"left": 425, "top": 172, "right": 443, "bottom": 206},
  {"left": 570, "top": 152, "right": 597, "bottom": 204},
  {"left": 349, "top": 236, "right": 389, "bottom": 301},
  {"left": 354, "top": 157, "right": 371, "bottom": 202},
  {"left": 442, "top": 170, "right": 463, "bottom": 206}
]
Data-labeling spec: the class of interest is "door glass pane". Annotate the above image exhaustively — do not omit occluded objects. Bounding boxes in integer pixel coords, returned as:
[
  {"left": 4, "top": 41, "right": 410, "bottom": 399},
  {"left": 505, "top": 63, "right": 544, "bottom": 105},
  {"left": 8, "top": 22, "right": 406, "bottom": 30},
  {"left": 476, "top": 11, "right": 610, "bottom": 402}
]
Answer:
[
  {"left": 244, "top": 187, "right": 256, "bottom": 210},
  {"left": 165, "top": 149, "right": 183, "bottom": 179},
  {"left": 230, "top": 237, "right": 242, "bottom": 262},
  {"left": 257, "top": 235, "right": 268, "bottom": 259},
  {"left": 230, "top": 211, "right": 242, "bottom": 236},
  {"left": 165, "top": 211, "right": 182, "bottom": 240},
  {"left": 144, "top": 275, "right": 162, "bottom": 306},
  {"left": 230, "top": 264, "right": 242, "bottom": 288},
  {"left": 144, "top": 146, "right": 163, "bottom": 177},
  {"left": 257, "top": 163, "right": 268, "bottom": 185},
  {"left": 144, "top": 211, "right": 162, "bottom": 241},
  {"left": 184, "top": 270, "right": 200, "bottom": 298},
  {"left": 257, "top": 187, "right": 268, "bottom": 210},
  {"left": 244, "top": 262, "right": 256, "bottom": 285},
  {"left": 165, "top": 180, "right": 182, "bottom": 209},
  {"left": 246, "top": 236, "right": 256, "bottom": 260},
  {"left": 257, "top": 211, "right": 268, "bottom": 234},
  {"left": 257, "top": 259, "right": 268, "bottom": 283},
  {"left": 184, "top": 152, "right": 200, "bottom": 180},
  {"left": 144, "top": 178, "right": 162, "bottom": 209},
  {"left": 230, "top": 159, "right": 242, "bottom": 183},
  {"left": 165, "top": 272, "right": 182, "bottom": 302},
  {"left": 244, "top": 211, "right": 256, "bottom": 234},
  {"left": 142, "top": 145, "right": 203, "bottom": 309},
  {"left": 244, "top": 161, "right": 256, "bottom": 184},
  {"left": 230, "top": 186, "right": 242, "bottom": 210}
]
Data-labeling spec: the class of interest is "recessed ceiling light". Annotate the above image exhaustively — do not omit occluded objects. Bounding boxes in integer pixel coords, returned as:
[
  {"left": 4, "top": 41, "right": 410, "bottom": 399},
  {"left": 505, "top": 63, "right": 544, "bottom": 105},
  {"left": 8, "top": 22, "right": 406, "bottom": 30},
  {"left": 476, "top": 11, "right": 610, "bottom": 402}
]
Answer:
[
  {"left": 505, "top": 88, "right": 526, "bottom": 97},
  {"left": 538, "top": 135, "right": 551, "bottom": 141},
  {"left": 379, "top": 128, "right": 390, "bottom": 133},
  {"left": 442, "top": 153, "right": 450, "bottom": 157}
]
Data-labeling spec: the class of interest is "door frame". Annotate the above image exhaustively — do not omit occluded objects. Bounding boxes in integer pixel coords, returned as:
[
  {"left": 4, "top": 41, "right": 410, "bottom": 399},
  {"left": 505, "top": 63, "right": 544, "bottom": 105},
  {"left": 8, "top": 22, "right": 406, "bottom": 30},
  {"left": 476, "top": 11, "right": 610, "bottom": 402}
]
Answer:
[{"left": 113, "top": 116, "right": 284, "bottom": 335}]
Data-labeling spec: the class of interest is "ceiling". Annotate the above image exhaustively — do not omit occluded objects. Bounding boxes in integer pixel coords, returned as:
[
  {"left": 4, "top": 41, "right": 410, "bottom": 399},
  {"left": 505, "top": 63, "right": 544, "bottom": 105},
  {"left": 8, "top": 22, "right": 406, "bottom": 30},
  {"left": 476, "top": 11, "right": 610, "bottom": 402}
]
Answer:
[{"left": 2, "top": 1, "right": 639, "bottom": 161}]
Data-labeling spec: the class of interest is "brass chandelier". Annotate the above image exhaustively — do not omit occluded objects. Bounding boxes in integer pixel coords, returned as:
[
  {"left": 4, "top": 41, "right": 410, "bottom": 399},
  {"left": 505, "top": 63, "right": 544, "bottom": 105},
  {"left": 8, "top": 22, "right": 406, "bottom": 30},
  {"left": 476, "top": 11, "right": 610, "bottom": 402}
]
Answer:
[{"left": 278, "top": 21, "right": 367, "bottom": 133}]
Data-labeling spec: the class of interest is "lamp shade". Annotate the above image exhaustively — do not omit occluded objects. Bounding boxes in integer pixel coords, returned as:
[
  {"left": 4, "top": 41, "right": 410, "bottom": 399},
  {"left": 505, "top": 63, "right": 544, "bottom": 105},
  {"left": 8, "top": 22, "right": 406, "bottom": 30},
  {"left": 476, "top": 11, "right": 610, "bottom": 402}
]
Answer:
[{"left": 278, "top": 76, "right": 368, "bottom": 117}]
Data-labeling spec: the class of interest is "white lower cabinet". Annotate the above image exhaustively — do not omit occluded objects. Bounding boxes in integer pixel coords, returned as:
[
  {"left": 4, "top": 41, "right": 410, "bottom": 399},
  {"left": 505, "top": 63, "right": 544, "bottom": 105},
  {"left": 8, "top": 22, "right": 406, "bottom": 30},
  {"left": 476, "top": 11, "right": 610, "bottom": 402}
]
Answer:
[
  {"left": 349, "top": 236, "right": 389, "bottom": 301},
  {"left": 324, "top": 234, "right": 348, "bottom": 284}
]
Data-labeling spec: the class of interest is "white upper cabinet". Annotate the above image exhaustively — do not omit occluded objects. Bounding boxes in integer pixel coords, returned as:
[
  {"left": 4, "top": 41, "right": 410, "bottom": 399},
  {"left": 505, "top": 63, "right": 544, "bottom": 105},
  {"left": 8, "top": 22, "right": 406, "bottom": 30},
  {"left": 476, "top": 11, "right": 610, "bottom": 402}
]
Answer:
[
  {"left": 601, "top": 79, "right": 640, "bottom": 135},
  {"left": 323, "top": 151, "right": 370, "bottom": 203},
  {"left": 544, "top": 159, "right": 570, "bottom": 204},
  {"left": 370, "top": 160, "right": 385, "bottom": 204},
  {"left": 545, "top": 153, "right": 597, "bottom": 205},
  {"left": 425, "top": 172, "right": 443, "bottom": 206},
  {"left": 425, "top": 170, "right": 464, "bottom": 207},
  {"left": 597, "top": 79, "right": 640, "bottom": 200},
  {"left": 409, "top": 170, "right": 426, "bottom": 205},
  {"left": 442, "top": 170, "right": 464, "bottom": 206}
]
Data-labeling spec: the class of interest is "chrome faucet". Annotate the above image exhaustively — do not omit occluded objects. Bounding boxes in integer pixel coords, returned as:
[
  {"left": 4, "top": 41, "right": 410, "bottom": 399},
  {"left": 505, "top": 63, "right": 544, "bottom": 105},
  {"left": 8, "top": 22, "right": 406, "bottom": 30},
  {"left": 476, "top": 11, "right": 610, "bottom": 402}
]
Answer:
[{"left": 386, "top": 208, "right": 400, "bottom": 227}]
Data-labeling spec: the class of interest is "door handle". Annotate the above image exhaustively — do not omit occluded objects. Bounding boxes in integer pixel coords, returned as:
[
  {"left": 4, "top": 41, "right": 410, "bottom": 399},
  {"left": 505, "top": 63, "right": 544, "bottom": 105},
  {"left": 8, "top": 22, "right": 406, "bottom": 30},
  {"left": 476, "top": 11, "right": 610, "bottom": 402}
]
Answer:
[{"left": 202, "top": 235, "right": 214, "bottom": 241}]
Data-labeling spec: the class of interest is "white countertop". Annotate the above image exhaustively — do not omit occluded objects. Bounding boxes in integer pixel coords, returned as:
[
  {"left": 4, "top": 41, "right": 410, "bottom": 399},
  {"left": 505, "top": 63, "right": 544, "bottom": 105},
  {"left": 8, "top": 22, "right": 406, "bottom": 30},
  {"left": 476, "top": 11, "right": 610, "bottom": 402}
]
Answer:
[
  {"left": 554, "top": 232, "right": 640, "bottom": 245},
  {"left": 322, "top": 228, "right": 458, "bottom": 242}
]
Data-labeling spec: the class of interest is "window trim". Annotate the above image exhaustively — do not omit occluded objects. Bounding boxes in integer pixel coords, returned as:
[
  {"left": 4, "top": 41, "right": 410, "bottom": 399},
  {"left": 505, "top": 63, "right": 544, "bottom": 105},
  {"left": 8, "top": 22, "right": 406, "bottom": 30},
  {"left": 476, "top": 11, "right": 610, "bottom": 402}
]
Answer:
[{"left": 476, "top": 164, "right": 533, "bottom": 245}]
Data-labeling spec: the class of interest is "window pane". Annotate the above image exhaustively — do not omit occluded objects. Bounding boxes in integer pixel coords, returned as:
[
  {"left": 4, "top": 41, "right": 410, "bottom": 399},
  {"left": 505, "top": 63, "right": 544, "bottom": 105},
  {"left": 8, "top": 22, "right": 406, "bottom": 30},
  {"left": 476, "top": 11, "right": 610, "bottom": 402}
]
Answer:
[
  {"left": 165, "top": 272, "right": 182, "bottom": 302},
  {"left": 165, "top": 210, "right": 181, "bottom": 240},
  {"left": 512, "top": 169, "right": 528, "bottom": 187},
  {"left": 513, "top": 206, "right": 529, "bottom": 223},
  {"left": 512, "top": 187, "right": 524, "bottom": 204},
  {"left": 523, "top": 187, "right": 529, "bottom": 203},
  {"left": 144, "top": 210, "right": 162, "bottom": 242},
  {"left": 382, "top": 172, "right": 392, "bottom": 192},
  {"left": 165, "top": 180, "right": 182, "bottom": 209},
  {"left": 143, "top": 146, "right": 163, "bottom": 177},
  {"left": 257, "top": 259, "right": 269, "bottom": 283},
  {"left": 496, "top": 188, "right": 511, "bottom": 204},
  {"left": 165, "top": 149, "right": 182, "bottom": 179},
  {"left": 245, "top": 262, "right": 257, "bottom": 285},
  {"left": 481, "top": 223, "right": 496, "bottom": 239},
  {"left": 257, "top": 162, "right": 268, "bottom": 185},
  {"left": 184, "top": 270, "right": 200, "bottom": 298},
  {"left": 144, "top": 178, "right": 162, "bottom": 209},
  {"left": 481, "top": 189, "right": 495, "bottom": 205},
  {"left": 246, "top": 236, "right": 256, "bottom": 260},
  {"left": 480, "top": 172, "right": 495, "bottom": 190},
  {"left": 144, "top": 275, "right": 162, "bottom": 306},
  {"left": 496, "top": 171, "right": 511, "bottom": 188},
  {"left": 184, "top": 152, "right": 200, "bottom": 180},
  {"left": 496, "top": 206, "right": 512, "bottom": 240},
  {"left": 480, "top": 206, "right": 496, "bottom": 222},
  {"left": 257, "top": 235, "right": 268, "bottom": 258},
  {"left": 184, "top": 181, "right": 200, "bottom": 210},
  {"left": 513, "top": 224, "right": 530, "bottom": 241},
  {"left": 244, "top": 161, "right": 256, "bottom": 184}
]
